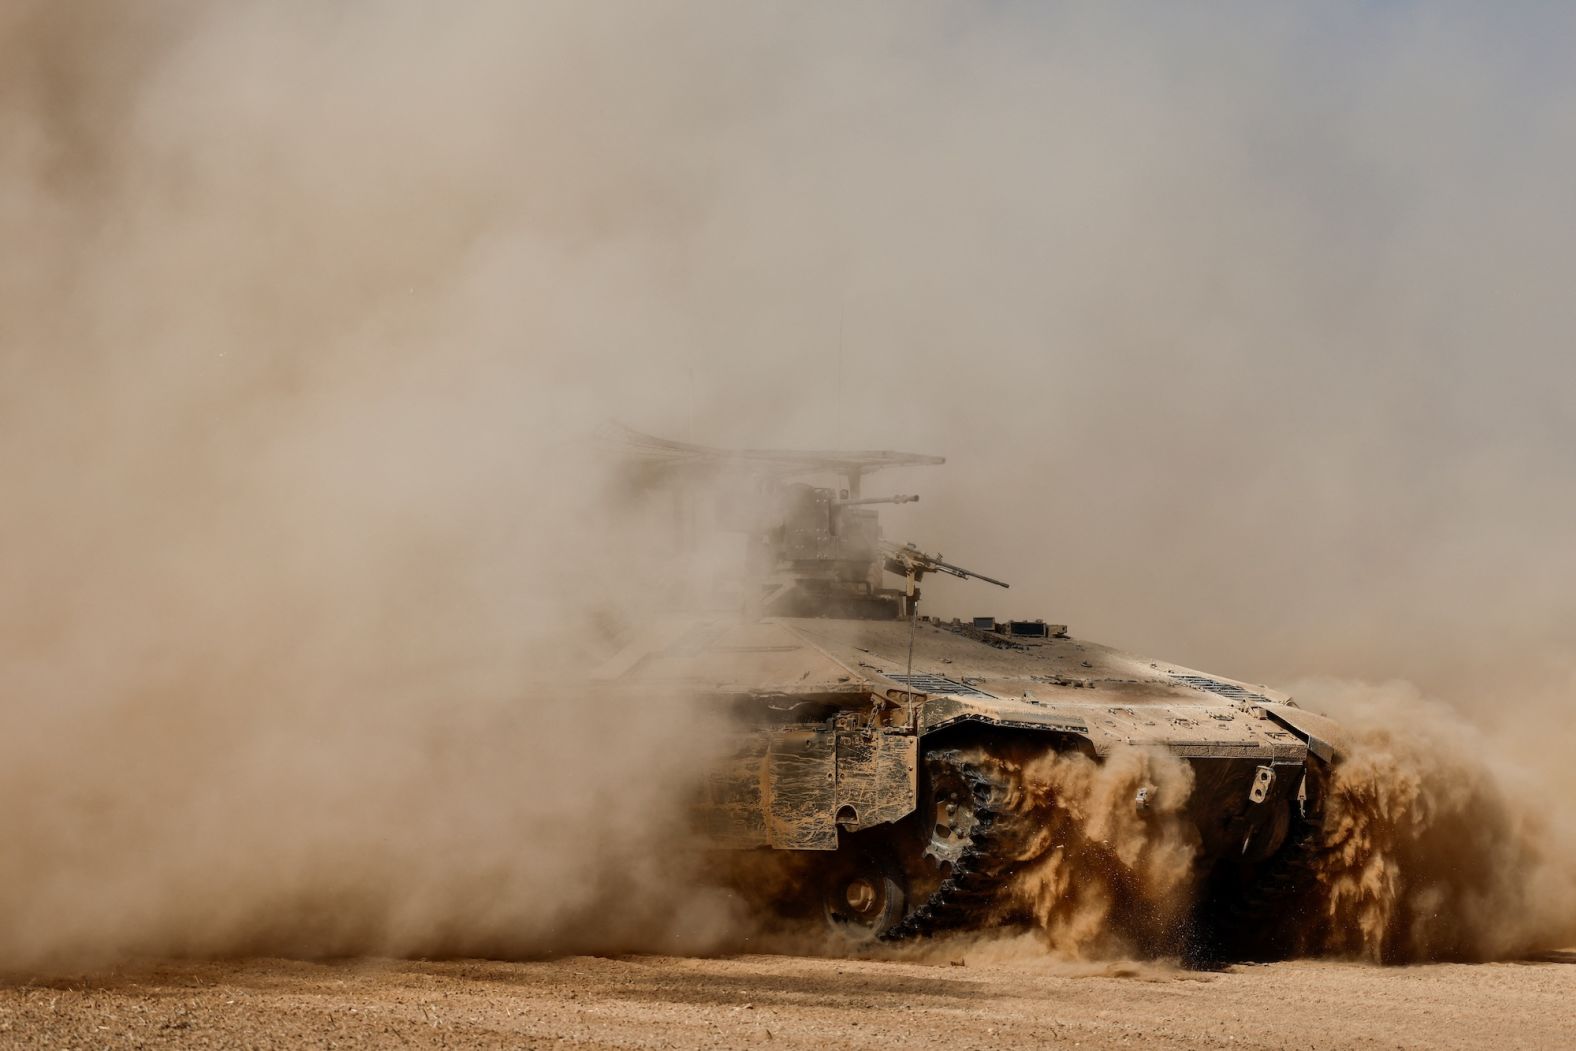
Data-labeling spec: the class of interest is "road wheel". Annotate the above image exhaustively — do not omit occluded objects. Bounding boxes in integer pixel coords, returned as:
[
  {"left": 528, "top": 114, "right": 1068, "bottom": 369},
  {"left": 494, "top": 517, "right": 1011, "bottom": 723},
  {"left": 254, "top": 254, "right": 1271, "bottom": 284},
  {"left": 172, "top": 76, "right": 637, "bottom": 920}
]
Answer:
[{"left": 822, "top": 854, "right": 907, "bottom": 939}]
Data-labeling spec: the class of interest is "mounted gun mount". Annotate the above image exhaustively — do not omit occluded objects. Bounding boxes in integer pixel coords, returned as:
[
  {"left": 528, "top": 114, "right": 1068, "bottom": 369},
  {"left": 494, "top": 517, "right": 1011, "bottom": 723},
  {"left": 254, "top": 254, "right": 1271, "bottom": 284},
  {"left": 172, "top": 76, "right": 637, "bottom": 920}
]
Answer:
[
  {"left": 611, "top": 423, "right": 1002, "bottom": 620},
  {"left": 751, "top": 488, "right": 1008, "bottom": 619},
  {"left": 597, "top": 427, "right": 1343, "bottom": 960}
]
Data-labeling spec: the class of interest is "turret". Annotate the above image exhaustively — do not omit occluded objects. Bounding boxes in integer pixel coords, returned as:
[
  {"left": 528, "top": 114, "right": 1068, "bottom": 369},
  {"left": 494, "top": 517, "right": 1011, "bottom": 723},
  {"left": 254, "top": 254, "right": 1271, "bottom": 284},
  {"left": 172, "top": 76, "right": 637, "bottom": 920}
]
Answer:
[{"left": 611, "top": 425, "right": 1005, "bottom": 620}]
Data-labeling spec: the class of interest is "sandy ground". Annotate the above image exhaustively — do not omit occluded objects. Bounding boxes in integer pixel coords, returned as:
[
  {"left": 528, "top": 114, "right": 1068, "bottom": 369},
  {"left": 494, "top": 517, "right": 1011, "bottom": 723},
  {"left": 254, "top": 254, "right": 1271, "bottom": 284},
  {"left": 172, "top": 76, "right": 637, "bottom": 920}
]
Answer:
[{"left": 2, "top": 949, "right": 1573, "bottom": 1051}]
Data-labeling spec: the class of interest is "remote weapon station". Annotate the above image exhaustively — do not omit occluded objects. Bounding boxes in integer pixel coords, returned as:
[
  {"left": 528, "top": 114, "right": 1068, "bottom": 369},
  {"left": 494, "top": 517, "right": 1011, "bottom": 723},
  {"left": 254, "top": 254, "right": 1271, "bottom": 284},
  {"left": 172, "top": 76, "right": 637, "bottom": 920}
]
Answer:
[{"left": 600, "top": 429, "right": 1341, "bottom": 956}]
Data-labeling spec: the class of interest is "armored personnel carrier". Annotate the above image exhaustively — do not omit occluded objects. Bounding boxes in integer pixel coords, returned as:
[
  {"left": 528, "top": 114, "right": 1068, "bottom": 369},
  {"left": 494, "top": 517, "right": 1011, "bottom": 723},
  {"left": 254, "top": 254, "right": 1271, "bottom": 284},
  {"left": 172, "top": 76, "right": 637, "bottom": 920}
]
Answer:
[{"left": 602, "top": 429, "right": 1341, "bottom": 957}]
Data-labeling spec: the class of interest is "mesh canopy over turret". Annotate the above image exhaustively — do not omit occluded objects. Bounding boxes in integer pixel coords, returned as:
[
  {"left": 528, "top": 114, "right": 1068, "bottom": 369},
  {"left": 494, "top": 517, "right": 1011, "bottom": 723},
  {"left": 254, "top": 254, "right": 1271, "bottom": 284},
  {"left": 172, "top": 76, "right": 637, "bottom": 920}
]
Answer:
[{"left": 608, "top": 423, "right": 944, "bottom": 483}]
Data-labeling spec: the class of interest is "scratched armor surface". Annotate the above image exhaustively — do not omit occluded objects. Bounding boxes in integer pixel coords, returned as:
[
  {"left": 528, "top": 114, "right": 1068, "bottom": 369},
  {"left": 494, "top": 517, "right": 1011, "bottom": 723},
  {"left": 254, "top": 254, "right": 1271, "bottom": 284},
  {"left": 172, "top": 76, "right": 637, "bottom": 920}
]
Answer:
[{"left": 601, "top": 428, "right": 1343, "bottom": 955}]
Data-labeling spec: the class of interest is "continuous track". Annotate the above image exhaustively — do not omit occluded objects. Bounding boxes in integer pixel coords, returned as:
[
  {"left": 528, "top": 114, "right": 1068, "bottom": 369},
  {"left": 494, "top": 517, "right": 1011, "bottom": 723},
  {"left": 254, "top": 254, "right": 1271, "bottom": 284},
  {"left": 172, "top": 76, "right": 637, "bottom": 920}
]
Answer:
[{"left": 883, "top": 746, "right": 1044, "bottom": 939}]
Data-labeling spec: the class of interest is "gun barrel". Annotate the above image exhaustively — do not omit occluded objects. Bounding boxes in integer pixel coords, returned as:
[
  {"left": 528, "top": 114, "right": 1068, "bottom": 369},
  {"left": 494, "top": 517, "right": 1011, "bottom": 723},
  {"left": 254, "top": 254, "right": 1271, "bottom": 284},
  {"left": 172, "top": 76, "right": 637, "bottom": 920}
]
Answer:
[
  {"left": 932, "top": 558, "right": 1010, "bottom": 589},
  {"left": 836, "top": 494, "right": 919, "bottom": 507},
  {"left": 884, "top": 542, "right": 1010, "bottom": 589}
]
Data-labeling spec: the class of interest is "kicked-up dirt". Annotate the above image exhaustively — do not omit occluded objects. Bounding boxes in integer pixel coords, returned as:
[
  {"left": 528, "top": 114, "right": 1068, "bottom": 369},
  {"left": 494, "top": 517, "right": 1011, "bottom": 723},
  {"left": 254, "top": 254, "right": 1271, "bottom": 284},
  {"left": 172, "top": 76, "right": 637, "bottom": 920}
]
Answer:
[{"left": 1, "top": 950, "right": 1572, "bottom": 1050}]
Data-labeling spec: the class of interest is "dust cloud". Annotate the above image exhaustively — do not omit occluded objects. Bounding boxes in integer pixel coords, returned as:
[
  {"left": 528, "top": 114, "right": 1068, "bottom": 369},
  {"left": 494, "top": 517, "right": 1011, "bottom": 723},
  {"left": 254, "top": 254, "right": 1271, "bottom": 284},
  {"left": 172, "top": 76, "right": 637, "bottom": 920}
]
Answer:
[
  {"left": 998, "top": 703, "right": 1576, "bottom": 964},
  {"left": 1001, "top": 747, "right": 1200, "bottom": 959},
  {"left": 1292, "top": 680, "right": 1576, "bottom": 963},
  {"left": 0, "top": 0, "right": 750, "bottom": 972},
  {"left": 3, "top": 2, "right": 1575, "bottom": 970}
]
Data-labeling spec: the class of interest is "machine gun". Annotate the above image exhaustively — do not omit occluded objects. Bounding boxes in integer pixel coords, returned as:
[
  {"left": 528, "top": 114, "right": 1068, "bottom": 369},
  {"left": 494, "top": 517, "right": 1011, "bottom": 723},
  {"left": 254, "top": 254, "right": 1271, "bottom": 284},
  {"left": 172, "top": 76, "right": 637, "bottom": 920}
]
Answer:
[
  {"left": 881, "top": 541, "right": 1009, "bottom": 591},
  {"left": 879, "top": 541, "right": 1009, "bottom": 680}
]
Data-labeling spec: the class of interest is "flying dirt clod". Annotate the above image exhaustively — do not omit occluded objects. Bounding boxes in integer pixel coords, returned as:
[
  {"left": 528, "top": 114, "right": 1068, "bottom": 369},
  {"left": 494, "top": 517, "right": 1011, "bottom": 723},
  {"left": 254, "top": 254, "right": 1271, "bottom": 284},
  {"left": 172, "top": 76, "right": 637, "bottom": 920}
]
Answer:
[{"left": 597, "top": 428, "right": 1348, "bottom": 959}]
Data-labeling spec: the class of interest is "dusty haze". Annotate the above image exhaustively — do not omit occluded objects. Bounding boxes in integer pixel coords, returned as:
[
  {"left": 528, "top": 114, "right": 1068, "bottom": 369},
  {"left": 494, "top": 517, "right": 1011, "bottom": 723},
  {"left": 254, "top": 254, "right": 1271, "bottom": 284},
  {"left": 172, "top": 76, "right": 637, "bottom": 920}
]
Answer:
[{"left": 2, "top": 2, "right": 1573, "bottom": 969}]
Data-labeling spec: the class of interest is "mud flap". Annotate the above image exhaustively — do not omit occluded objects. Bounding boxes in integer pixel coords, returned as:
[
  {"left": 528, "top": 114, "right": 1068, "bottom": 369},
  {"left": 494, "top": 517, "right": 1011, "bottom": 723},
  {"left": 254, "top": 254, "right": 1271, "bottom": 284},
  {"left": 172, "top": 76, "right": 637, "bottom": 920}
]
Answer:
[
  {"left": 764, "top": 729, "right": 839, "bottom": 849},
  {"left": 834, "top": 730, "right": 918, "bottom": 831},
  {"left": 698, "top": 730, "right": 836, "bottom": 849},
  {"left": 698, "top": 726, "right": 918, "bottom": 851}
]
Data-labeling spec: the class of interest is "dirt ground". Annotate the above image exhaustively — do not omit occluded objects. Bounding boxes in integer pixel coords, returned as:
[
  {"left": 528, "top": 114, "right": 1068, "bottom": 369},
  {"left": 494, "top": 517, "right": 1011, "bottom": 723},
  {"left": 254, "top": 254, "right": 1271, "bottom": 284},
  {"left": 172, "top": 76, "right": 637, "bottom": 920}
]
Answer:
[{"left": 1, "top": 949, "right": 1572, "bottom": 1051}]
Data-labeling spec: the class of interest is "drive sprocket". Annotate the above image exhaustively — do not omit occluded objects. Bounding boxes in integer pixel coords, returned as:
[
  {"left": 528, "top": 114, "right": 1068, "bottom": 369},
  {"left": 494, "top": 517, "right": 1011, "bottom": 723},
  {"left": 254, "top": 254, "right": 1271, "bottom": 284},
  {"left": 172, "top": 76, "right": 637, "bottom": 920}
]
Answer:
[{"left": 881, "top": 744, "right": 1048, "bottom": 939}]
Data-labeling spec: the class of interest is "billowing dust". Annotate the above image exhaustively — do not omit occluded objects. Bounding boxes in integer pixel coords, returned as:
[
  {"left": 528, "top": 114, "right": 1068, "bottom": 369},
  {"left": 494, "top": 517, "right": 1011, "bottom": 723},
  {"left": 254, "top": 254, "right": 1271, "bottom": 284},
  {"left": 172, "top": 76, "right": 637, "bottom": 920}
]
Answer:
[
  {"left": 1294, "top": 681, "right": 1576, "bottom": 963},
  {"left": 904, "top": 716, "right": 1575, "bottom": 965},
  {"left": 3, "top": 1, "right": 1575, "bottom": 976},
  {"left": 997, "top": 747, "right": 1199, "bottom": 960},
  {"left": 733, "top": 711, "right": 1576, "bottom": 966},
  {"left": 968, "top": 700, "right": 1576, "bottom": 964}
]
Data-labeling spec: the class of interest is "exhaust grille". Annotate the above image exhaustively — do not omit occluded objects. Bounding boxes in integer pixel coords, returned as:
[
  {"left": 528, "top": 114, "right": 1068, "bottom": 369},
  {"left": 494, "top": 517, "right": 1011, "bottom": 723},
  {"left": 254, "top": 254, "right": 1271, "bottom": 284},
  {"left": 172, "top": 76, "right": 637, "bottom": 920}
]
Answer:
[
  {"left": 885, "top": 673, "right": 995, "bottom": 698},
  {"left": 1169, "top": 674, "right": 1270, "bottom": 705}
]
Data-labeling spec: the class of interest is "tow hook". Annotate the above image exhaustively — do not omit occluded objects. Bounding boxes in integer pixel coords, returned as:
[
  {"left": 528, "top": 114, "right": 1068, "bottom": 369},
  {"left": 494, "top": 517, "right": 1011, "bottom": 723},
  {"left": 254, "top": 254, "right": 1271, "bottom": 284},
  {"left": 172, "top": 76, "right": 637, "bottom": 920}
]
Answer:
[{"left": 1248, "top": 765, "right": 1275, "bottom": 804}]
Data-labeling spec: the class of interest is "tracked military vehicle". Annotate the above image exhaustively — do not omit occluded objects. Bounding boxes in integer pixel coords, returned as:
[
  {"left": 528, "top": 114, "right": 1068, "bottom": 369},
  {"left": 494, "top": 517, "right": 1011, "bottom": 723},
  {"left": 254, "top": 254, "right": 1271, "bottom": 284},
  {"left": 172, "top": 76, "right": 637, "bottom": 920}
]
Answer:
[{"left": 603, "top": 429, "right": 1341, "bottom": 956}]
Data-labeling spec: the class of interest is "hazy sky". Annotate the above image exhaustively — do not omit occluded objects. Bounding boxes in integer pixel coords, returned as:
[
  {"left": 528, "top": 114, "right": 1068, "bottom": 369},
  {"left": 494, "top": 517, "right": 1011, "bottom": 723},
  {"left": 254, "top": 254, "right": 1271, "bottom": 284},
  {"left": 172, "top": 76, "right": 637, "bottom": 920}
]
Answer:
[{"left": 5, "top": 1, "right": 1574, "bottom": 703}]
